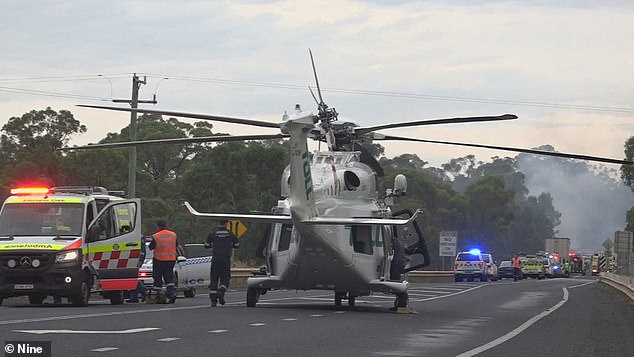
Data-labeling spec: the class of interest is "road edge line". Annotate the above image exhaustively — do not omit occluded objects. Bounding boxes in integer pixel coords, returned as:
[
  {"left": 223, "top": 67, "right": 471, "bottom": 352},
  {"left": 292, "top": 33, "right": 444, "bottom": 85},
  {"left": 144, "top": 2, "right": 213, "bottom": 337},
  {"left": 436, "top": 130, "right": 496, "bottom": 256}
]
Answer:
[{"left": 455, "top": 287, "right": 569, "bottom": 357}]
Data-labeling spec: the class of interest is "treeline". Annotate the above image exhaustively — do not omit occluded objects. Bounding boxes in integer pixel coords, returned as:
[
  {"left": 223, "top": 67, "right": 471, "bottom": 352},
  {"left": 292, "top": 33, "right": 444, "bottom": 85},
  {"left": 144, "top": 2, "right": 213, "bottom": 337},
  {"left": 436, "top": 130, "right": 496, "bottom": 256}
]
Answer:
[{"left": 1, "top": 108, "right": 631, "bottom": 269}]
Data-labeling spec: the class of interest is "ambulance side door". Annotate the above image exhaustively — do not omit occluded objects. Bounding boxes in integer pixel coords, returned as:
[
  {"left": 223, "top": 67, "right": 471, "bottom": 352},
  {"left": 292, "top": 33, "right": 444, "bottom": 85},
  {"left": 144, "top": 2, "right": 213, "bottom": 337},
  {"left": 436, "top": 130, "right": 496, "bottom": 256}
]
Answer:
[{"left": 86, "top": 199, "right": 142, "bottom": 286}]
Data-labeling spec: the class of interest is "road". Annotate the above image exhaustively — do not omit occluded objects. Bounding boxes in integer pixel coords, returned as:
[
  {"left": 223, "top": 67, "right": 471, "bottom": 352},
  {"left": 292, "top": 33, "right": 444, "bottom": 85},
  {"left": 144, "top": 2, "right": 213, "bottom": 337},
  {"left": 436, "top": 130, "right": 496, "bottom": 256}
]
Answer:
[{"left": 1, "top": 276, "right": 632, "bottom": 357}]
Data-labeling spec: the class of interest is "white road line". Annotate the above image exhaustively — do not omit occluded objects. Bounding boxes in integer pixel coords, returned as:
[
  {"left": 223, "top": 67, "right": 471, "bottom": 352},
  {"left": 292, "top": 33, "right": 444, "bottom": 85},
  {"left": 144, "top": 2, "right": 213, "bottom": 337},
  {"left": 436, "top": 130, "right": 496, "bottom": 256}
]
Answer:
[
  {"left": 157, "top": 337, "right": 180, "bottom": 342},
  {"left": 411, "top": 286, "right": 466, "bottom": 291},
  {"left": 91, "top": 347, "right": 119, "bottom": 352},
  {"left": 569, "top": 281, "right": 596, "bottom": 289},
  {"left": 13, "top": 327, "right": 160, "bottom": 335},
  {"left": 456, "top": 287, "right": 569, "bottom": 357},
  {"left": 209, "top": 329, "right": 228, "bottom": 333},
  {"left": 282, "top": 318, "right": 298, "bottom": 321},
  {"left": 0, "top": 305, "right": 208, "bottom": 326},
  {"left": 419, "top": 285, "right": 486, "bottom": 302},
  {"left": 415, "top": 290, "right": 461, "bottom": 294},
  {"left": 249, "top": 323, "right": 266, "bottom": 326}
]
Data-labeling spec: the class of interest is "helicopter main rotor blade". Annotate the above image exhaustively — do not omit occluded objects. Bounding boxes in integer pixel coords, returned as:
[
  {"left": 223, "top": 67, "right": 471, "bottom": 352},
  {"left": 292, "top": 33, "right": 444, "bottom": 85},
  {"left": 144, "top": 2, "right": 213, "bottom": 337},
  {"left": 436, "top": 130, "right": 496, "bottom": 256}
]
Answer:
[
  {"left": 58, "top": 133, "right": 288, "bottom": 151},
  {"left": 354, "top": 114, "right": 517, "bottom": 135},
  {"left": 77, "top": 104, "right": 280, "bottom": 129},
  {"left": 376, "top": 135, "right": 634, "bottom": 166}
]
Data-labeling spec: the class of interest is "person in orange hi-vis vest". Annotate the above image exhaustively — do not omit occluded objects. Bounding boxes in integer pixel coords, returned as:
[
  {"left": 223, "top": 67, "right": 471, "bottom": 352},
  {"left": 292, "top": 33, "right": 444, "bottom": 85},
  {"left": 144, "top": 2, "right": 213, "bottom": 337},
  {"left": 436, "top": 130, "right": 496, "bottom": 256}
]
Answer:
[
  {"left": 512, "top": 254, "right": 521, "bottom": 282},
  {"left": 149, "top": 219, "right": 180, "bottom": 304}
]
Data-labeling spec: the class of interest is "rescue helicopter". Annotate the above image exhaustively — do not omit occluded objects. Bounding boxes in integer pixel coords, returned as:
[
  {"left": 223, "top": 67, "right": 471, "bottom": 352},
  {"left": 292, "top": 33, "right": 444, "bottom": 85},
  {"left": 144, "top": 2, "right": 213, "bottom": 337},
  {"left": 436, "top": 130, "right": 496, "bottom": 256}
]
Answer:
[{"left": 66, "top": 52, "right": 633, "bottom": 310}]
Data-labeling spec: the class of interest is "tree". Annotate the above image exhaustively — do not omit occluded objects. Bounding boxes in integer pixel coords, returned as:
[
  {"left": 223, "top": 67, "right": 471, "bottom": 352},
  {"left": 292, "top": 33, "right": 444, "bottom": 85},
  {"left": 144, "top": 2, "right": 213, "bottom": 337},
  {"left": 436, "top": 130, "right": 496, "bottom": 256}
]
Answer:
[
  {"left": 0, "top": 107, "right": 86, "bottom": 187},
  {"left": 462, "top": 176, "right": 515, "bottom": 257},
  {"left": 621, "top": 137, "right": 634, "bottom": 231},
  {"left": 620, "top": 136, "right": 634, "bottom": 188}
]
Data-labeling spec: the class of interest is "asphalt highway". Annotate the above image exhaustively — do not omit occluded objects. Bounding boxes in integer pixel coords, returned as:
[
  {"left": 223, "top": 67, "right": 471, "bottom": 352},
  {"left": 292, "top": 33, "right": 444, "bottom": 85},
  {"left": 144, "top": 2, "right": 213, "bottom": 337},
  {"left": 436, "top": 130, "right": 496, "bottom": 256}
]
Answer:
[{"left": 1, "top": 275, "right": 632, "bottom": 357}]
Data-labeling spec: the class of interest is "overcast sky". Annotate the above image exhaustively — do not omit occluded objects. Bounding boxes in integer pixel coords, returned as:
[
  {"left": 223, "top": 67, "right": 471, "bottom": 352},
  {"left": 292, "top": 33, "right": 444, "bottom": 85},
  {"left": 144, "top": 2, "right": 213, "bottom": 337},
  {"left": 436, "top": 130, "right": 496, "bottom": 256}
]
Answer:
[
  {"left": 3, "top": 1, "right": 633, "bottom": 250},
  {"left": 2, "top": 0, "right": 633, "bottom": 168}
]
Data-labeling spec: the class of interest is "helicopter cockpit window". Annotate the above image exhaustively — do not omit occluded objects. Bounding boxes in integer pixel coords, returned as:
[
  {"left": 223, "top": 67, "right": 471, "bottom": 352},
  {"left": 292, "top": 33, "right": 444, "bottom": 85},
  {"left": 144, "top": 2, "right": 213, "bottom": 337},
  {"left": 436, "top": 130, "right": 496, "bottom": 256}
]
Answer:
[{"left": 352, "top": 225, "right": 373, "bottom": 255}]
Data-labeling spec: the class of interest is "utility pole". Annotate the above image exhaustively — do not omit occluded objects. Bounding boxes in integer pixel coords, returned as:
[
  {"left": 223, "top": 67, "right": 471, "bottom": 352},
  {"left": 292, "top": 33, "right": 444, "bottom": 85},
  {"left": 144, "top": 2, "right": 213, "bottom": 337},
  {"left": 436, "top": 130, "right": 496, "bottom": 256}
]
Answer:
[{"left": 113, "top": 74, "right": 156, "bottom": 198}]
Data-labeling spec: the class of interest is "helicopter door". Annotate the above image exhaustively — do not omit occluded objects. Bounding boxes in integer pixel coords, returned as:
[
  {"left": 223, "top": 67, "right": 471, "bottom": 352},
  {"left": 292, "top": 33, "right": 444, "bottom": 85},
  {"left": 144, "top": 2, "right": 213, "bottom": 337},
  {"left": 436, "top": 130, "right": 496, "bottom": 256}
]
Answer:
[
  {"left": 269, "top": 223, "right": 293, "bottom": 275},
  {"left": 392, "top": 209, "right": 430, "bottom": 272}
]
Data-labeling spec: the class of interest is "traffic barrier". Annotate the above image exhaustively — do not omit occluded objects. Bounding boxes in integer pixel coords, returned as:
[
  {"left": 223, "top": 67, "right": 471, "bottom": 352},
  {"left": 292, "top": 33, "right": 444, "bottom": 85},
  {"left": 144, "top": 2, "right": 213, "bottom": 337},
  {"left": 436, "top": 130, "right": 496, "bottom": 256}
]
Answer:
[
  {"left": 229, "top": 269, "right": 455, "bottom": 288},
  {"left": 599, "top": 272, "right": 634, "bottom": 301}
]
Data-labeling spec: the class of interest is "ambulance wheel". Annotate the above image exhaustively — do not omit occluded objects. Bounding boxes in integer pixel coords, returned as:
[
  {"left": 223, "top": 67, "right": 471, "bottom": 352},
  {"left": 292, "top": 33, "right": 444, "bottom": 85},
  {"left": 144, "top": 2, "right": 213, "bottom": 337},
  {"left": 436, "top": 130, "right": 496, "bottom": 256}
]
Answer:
[
  {"left": 480, "top": 275, "right": 488, "bottom": 282},
  {"left": 348, "top": 295, "right": 356, "bottom": 307},
  {"left": 334, "top": 292, "right": 344, "bottom": 306},
  {"left": 29, "top": 294, "right": 45, "bottom": 305},
  {"left": 184, "top": 288, "right": 196, "bottom": 298},
  {"left": 0, "top": 298, "right": 3, "bottom": 306},
  {"left": 71, "top": 272, "right": 91, "bottom": 307},
  {"left": 109, "top": 291, "right": 125, "bottom": 305},
  {"left": 246, "top": 287, "right": 258, "bottom": 307}
]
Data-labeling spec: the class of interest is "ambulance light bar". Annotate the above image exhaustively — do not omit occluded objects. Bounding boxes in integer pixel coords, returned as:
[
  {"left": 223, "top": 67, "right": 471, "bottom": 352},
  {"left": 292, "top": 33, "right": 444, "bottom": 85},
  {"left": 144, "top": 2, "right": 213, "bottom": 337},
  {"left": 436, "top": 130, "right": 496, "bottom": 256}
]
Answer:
[{"left": 10, "top": 187, "right": 50, "bottom": 195}]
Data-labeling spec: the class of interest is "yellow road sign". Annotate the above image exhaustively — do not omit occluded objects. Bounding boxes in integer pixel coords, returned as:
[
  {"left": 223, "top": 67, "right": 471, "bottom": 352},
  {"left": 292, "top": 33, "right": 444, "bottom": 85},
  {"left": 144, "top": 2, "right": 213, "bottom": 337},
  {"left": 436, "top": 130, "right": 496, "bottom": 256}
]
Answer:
[{"left": 226, "top": 220, "right": 248, "bottom": 238}]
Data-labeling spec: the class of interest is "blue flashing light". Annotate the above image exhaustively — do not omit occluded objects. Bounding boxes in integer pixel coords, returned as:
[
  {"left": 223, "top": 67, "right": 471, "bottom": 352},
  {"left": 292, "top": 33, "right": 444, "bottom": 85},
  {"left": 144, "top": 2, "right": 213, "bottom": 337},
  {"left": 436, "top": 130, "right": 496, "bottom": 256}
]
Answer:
[
  {"left": 468, "top": 248, "right": 481, "bottom": 255},
  {"left": 553, "top": 265, "right": 560, "bottom": 270}
]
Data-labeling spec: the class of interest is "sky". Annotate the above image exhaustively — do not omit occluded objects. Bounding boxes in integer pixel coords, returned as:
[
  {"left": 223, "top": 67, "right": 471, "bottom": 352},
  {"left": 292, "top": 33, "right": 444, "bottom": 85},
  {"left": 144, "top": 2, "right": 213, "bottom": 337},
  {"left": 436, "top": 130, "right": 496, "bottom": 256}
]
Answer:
[{"left": 1, "top": 1, "right": 633, "bottom": 249}]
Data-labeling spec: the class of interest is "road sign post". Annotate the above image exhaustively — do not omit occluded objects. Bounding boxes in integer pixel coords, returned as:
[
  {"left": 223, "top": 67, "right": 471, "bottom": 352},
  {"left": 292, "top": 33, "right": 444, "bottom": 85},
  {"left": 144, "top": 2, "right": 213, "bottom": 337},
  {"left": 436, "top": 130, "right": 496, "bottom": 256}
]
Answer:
[{"left": 439, "top": 231, "right": 457, "bottom": 270}]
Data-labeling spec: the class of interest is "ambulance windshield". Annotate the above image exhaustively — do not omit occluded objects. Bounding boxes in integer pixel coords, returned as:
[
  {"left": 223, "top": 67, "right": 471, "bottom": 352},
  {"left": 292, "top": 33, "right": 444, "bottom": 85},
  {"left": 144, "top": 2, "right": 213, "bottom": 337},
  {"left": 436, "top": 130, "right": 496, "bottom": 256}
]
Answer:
[{"left": 0, "top": 203, "right": 84, "bottom": 236}]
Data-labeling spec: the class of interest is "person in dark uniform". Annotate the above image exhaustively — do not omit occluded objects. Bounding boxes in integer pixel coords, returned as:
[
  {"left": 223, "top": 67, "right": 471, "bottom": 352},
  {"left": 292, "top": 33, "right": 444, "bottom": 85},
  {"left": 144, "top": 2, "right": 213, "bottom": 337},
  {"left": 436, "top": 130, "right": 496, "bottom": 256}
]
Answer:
[
  {"left": 205, "top": 220, "right": 240, "bottom": 307},
  {"left": 390, "top": 237, "right": 408, "bottom": 281},
  {"left": 149, "top": 219, "right": 179, "bottom": 304},
  {"left": 389, "top": 237, "right": 410, "bottom": 311}
]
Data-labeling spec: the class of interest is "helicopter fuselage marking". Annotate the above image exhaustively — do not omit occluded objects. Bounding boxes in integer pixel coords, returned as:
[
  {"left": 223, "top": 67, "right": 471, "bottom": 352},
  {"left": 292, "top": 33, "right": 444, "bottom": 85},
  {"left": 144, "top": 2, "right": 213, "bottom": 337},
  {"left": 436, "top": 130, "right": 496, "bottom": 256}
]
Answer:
[{"left": 302, "top": 151, "right": 313, "bottom": 200}]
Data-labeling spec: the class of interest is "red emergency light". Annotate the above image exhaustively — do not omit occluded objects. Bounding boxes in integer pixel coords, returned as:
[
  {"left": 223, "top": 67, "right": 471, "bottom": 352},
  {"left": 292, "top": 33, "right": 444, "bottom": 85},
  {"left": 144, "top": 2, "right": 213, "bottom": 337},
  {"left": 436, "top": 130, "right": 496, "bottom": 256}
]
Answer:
[{"left": 10, "top": 187, "right": 50, "bottom": 195}]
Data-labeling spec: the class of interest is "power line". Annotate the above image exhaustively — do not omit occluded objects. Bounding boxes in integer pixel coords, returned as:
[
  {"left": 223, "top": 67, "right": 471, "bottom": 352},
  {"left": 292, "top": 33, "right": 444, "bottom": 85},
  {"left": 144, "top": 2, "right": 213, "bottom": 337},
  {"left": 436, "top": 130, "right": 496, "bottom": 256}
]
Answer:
[
  {"left": 142, "top": 73, "right": 634, "bottom": 114},
  {"left": 0, "top": 85, "right": 109, "bottom": 101},
  {"left": 0, "top": 73, "right": 132, "bottom": 83},
  {"left": 2, "top": 72, "right": 634, "bottom": 114}
]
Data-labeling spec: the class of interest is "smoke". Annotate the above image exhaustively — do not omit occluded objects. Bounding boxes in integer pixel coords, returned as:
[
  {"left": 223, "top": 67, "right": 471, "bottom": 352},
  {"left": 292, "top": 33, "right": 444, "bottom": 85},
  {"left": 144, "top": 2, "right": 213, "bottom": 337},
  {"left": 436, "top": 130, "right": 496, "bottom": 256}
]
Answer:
[{"left": 517, "top": 148, "right": 633, "bottom": 252}]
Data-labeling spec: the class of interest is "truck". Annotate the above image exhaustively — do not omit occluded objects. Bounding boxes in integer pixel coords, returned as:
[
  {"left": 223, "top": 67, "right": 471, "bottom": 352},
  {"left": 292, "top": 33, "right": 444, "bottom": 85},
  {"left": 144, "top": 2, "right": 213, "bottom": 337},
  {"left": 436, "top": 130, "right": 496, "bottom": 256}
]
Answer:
[
  {"left": 0, "top": 186, "right": 143, "bottom": 306},
  {"left": 545, "top": 237, "right": 570, "bottom": 257}
]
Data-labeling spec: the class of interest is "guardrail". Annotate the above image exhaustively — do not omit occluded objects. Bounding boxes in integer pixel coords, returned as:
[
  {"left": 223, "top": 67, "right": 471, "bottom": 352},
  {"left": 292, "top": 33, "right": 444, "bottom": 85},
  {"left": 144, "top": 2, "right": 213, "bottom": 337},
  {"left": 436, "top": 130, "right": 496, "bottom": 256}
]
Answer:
[
  {"left": 600, "top": 272, "right": 634, "bottom": 301},
  {"left": 230, "top": 269, "right": 455, "bottom": 288}
]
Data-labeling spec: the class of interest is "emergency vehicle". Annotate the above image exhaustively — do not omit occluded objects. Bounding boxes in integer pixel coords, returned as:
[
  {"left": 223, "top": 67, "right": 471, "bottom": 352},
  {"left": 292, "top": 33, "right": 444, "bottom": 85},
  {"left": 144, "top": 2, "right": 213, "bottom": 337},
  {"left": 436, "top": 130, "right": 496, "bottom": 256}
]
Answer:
[
  {"left": 519, "top": 255, "right": 545, "bottom": 279},
  {"left": 138, "top": 243, "right": 212, "bottom": 298},
  {"left": 591, "top": 254, "right": 599, "bottom": 275},
  {"left": 454, "top": 249, "right": 488, "bottom": 282},
  {"left": 0, "top": 186, "right": 142, "bottom": 306},
  {"left": 481, "top": 252, "right": 498, "bottom": 281}
]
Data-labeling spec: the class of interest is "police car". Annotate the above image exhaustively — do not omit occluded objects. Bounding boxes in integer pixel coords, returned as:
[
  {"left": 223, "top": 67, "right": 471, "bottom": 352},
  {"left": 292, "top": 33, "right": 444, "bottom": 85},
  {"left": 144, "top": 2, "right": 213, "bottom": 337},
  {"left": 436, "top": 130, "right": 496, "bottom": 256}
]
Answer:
[
  {"left": 139, "top": 243, "right": 211, "bottom": 297},
  {"left": 481, "top": 253, "right": 498, "bottom": 281},
  {"left": 454, "top": 249, "right": 488, "bottom": 282}
]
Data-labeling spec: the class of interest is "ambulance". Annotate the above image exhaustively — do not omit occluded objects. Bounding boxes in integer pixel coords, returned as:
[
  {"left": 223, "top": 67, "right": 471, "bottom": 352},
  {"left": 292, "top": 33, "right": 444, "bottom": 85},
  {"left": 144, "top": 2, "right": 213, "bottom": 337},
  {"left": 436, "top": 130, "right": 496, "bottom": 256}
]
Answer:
[{"left": 0, "top": 186, "right": 142, "bottom": 306}]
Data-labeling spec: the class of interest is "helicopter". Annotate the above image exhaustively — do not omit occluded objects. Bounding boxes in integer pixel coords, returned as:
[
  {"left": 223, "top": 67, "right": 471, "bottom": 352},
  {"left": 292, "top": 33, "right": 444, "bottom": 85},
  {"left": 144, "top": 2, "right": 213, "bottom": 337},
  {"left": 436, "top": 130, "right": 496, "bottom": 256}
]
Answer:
[{"left": 66, "top": 52, "right": 633, "bottom": 310}]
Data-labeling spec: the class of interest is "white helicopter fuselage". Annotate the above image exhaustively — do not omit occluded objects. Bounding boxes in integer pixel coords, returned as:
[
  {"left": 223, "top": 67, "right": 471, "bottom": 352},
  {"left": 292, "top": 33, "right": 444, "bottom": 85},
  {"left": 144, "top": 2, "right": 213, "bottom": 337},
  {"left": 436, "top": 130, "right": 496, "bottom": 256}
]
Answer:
[
  {"left": 183, "top": 109, "right": 425, "bottom": 306},
  {"left": 250, "top": 110, "right": 407, "bottom": 296}
]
